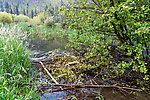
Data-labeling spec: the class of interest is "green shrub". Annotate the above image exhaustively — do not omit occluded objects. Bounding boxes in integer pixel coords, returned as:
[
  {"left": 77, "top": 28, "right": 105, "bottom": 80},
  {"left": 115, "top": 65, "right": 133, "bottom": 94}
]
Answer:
[
  {"left": 31, "top": 16, "right": 41, "bottom": 25},
  {"left": 61, "top": 0, "right": 150, "bottom": 88},
  {"left": 0, "top": 12, "right": 13, "bottom": 24},
  {"left": 31, "top": 12, "right": 47, "bottom": 25},
  {"left": 44, "top": 16, "right": 54, "bottom": 27},
  {"left": 37, "top": 12, "right": 47, "bottom": 23},
  {"left": 14, "top": 14, "right": 30, "bottom": 23}
]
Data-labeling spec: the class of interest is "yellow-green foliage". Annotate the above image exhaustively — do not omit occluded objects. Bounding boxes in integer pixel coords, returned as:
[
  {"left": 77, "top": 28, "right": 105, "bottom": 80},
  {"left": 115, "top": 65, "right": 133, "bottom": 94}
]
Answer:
[
  {"left": 31, "top": 12, "right": 55, "bottom": 26},
  {"left": 37, "top": 12, "right": 48, "bottom": 23},
  {"left": 14, "top": 14, "right": 30, "bottom": 23},
  {"left": 44, "top": 16, "right": 54, "bottom": 27},
  {"left": 31, "top": 16, "right": 41, "bottom": 25},
  {"left": 0, "top": 12, "right": 13, "bottom": 24},
  {"left": 31, "top": 12, "right": 48, "bottom": 25}
]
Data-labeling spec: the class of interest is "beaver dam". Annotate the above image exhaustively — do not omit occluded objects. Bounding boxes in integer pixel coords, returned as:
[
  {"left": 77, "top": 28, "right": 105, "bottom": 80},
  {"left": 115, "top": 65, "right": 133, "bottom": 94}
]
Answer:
[{"left": 26, "top": 38, "right": 150, "bottom": 100}]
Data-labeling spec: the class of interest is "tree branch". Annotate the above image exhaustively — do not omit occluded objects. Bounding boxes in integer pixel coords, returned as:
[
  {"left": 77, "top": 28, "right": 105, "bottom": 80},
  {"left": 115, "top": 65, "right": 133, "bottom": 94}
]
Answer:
[{"left": 16, "top": 83, "right": 143, "bottom": 92}]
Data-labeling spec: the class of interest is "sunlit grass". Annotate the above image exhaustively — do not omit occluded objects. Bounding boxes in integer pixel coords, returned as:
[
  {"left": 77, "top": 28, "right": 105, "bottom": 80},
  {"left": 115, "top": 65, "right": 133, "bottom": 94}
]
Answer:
[{"left": 0, "top": 25, "right": 40, "bottom": 100}]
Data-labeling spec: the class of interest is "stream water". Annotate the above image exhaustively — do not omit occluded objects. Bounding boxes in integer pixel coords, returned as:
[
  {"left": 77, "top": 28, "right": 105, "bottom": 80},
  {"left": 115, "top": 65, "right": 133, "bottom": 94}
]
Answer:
[
  {"left": 28, "top": 38, "right": 150, "bottom": 100},
  {"left": 28, "top": 37, "right": 68, "bottom": 51}
]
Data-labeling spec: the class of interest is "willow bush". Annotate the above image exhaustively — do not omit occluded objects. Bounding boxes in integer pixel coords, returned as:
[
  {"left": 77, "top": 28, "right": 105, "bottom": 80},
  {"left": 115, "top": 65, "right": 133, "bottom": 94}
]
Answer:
[
  {"left": 0, "top": 12, "right": 13, "bottom": 24},
  {"left": 44, "top": 16, "right": 55, "bottom": 27},
  {"left": 60, "top": 0, "right": 150, "bottom": 89},
  {"left": 14, "top": 14, "right": 31, "bottom": 23},
  {"left": 31, "top": 12, "right": 48, "bottom": 25}
]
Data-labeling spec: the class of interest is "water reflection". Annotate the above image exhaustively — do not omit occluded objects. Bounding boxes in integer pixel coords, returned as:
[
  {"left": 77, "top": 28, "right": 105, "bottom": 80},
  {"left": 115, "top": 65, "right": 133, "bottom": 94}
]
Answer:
[
  {"left": 28, "top": 37, "right": 68, "bottom": 51},
  {"left": 41, "top": 92, "right": 66, "bottom": 100}
]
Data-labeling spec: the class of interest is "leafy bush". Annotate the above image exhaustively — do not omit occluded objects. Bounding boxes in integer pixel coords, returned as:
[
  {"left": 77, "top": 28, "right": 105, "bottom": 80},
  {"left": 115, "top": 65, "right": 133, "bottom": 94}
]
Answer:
[
  {"left": 14, "top": 14, "right": 30, "bottom": 23},
  {"left": 61, "top": 0, "right": 150, "bottom": 88},
  {"left": 44, "top": 16, "right": 54, "bottom": 27},
  {"left": 0, "top": 12, "right": 13, "bottom": 24},
  {"left": 31, "top": 16, "right": 41, "bottom": 25},
  {"left": 31, "top": 12, "right": 48, "bottom": 25}
]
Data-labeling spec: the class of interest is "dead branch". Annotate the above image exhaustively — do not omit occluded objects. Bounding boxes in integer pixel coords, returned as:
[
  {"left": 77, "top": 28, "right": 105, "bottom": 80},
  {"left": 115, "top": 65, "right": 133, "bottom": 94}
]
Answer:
[
  {"left": 39, "top": 61, "right": 59, "bottom": 84},
  {"left": 20, "top": 83, "right": 142, "bottom": 92}
]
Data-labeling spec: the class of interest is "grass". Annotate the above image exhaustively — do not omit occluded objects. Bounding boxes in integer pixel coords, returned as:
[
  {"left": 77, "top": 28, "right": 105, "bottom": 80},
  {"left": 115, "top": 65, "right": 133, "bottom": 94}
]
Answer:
[
  {"left": 0, "top": 22, "right": 69, "bottom": 99},
  {"left": 10, "top": 22, "right": 65, "bottom": 40},
  {"left": 0, "top": 21, "right": 71, "bottom": 99},
  {"left": 0, "top": 24, "right": 40, "bottom": 100}
]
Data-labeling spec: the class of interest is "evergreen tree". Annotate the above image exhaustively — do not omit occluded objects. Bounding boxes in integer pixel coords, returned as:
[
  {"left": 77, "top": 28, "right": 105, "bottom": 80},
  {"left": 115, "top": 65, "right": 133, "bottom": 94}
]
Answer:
[
  {"left": 0, "top": 0, "right": 2, "bottom": 10},
  {"left": 23, "top": 8, "right": 26, "bottom": 15},
  {"left": 0, "top": 4, "right": 4, "bottom": 12},
  {"left": 49, "top": 2, "right": 51, "bottom": 7},
  {"left": 10, "top": 5, "right": 13, "bottom": 14},
  {"left": 4, "top": 2, "right": 9, "bottom": 13},
  {"left": 45, "top": 5, "right": 48, "bottom": 12},
  {"left": 26, "top": 8, "right": 28, "bottom": 16},
  {"left": 14, "top": 5, "right": 19, "bottom": 15},
  {"left": 13, "top": 2, "right": 20, "bottom": 15},
  {"left": 26, "top": 2, "right": 29, "bottom": 16},
  {"left": 34, "top": 8, "right": 37, "bottom": 16},
  {"left": 31, "top": 10, "right": 34, "bottom": 18},
  {"left": 10, "top": 8, "right": 13, "bottom": 14}
]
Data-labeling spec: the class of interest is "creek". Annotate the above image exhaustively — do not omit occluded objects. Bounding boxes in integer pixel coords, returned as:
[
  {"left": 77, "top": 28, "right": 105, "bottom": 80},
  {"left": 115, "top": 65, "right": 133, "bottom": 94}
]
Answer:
[{"left": 28, "top": 37, "right": 150, "bottom": 100}]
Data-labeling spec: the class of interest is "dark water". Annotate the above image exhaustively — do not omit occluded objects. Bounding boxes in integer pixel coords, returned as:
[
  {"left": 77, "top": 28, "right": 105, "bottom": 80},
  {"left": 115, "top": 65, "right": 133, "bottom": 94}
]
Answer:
[
  {"left": 41, "top": 92, "right": 66, "bottom": 100},
  {"left": 29, "top": 38, "right": 150, "bottom": 100},
  {"left": 39, "top": 88, "right": 150, "bottom": 100},
  {"left": 28, "top": 37, "right": 68, "bottom": 51}
]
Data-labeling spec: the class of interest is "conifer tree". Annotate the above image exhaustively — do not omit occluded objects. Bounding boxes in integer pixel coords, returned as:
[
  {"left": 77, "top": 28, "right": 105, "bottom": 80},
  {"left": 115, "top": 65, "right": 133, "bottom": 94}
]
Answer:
[
  {"left": 0, "top": 4, "right": 4, "bottom": 12},
  {"left": 45, "top": 5, "right": 48, "bottom": 12},
  {"left": 5, "top": 1, "right": 9, "bottom": 13},
  {"left": 10, "top": 5, "right": 13, "bottom": 14},
  {"left": 15, "top": 5, "right": 19, "bottom": 15},
  {"left": 26, "top": 2, "right": 29, "bottom": 16},
  {"left": 23, "top": 8, "right": 26, "bottom": 15},
  {"left": 31, "top": 10, "right": 34, "bottom": 18},
  {"left": 34, "top": 8, "right": 37, "bottom": 16}
]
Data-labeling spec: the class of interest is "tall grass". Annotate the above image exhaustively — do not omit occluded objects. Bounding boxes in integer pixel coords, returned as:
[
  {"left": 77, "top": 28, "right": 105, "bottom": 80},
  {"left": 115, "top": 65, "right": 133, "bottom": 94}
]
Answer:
[
  {"left": 0, "top": 24, "right": 40, "bottom": 100},
  {"left": 16, "top": 22, "right": 65, "bottom": 40}
]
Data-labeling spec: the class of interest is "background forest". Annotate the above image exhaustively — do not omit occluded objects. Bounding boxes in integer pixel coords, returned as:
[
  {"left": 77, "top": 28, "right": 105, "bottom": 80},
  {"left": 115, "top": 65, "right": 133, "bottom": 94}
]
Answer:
[{"left": 0, "top": 0, "right": 68, "bottom": 17}]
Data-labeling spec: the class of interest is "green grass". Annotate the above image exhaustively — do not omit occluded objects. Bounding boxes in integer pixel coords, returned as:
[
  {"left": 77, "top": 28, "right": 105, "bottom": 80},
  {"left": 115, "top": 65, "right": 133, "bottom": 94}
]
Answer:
[
  {"left": 0, "top": 22, "right": 68, "bottom": 99},
  {"left": 0, "top": 25, "right": 40, "bottom": 100},
  {"left": 12, "top": 22, "right": 65, "bottom": 40}
]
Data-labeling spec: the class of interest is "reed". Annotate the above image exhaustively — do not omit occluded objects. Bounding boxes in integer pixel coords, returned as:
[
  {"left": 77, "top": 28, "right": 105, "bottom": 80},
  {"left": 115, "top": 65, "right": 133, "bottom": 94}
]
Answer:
[{"left": 0, "top": 25, "right": 40, "bottom": 99}]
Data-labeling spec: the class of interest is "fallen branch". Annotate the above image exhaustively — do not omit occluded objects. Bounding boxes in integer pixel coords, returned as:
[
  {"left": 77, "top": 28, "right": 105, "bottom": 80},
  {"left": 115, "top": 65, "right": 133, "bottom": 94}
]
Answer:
[
  {"left": 39, "top": 61, "right": 59, "bottom": 84},
  {"left": 21, "top": 83, "right": 142, "bottom": 92},
  {"left": 39, "top": 61, "right": 63, "bottom": 90}
]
